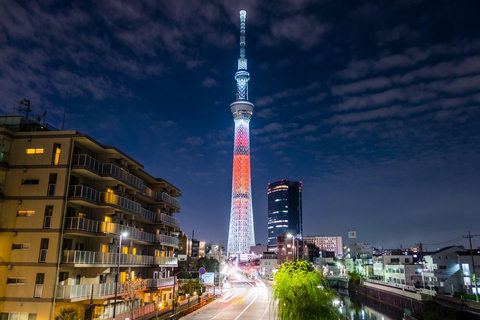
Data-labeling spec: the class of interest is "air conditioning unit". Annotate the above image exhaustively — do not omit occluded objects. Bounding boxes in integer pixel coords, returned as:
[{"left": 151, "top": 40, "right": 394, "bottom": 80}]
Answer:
[{"left": 118, "top": 158, "right": 128, "bottom": 167}]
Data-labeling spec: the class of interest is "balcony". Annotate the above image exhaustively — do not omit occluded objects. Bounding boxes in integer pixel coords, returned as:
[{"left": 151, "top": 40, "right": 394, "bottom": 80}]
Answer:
[
  {"left": 72, "top": 154, "right": 104, "bottom": 175},
  {"left": 104, "top": 192, "right": 141, "bottom": 214},
  {"left": 158, "top": 192, "right": 181, "bottom": 209},
  {"left": 104, "top": 164, "right": 143, "bottom": 190},
  {"left": 56, "top": 283, "right": 124, "bottom": 300},
  {"left": 69, "top": 185, "right": 102, "bottom": 204},
  {"left": 139, "top": 207, "right": 157, "bottom": 222},
  {"left": 146, "top": 277, "right": 174, "bottom": 289},
  {"left": 61, "top": 250, "right": 154, "bottom": 266},
  {"left": 159, "top": 213, "right": 179, "bottom": 227},
  {"left": 65, "top": 217, "right": 100, "bottom": 234},
  {"left": 102, "top": 222, "right": 155, "bottom": 243},
  {"left": 142, "top": 185, "right": 156, "bottom": 199},
  {"left": 154, "top": 256, "right": 177, "bottom": 266},
  {"left": 156, "top": 234, "right": 179, "bottom": 248}
]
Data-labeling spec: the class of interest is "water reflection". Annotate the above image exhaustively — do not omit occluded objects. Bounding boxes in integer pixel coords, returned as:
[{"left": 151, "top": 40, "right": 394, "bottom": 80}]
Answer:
[{"left": 336, "top": 288, "right": 404, "bottom": 320}]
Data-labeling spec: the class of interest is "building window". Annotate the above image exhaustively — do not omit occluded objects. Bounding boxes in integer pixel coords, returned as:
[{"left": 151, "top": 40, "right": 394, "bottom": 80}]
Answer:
[
  {"left": 34, "top": 274, "right": 44, "bottom": 298},
  {"left": 21, "top": 179, "right": 39, "bottom": 185},
  {"left": 17, "top": 210, "right": 35, "bottom": 217},
  {"left": 38, "top": 239, "right": 49, "bottom": 263},
  {"left": 12, "top": 243, "right": 30, "bottom": 250},
  {"left": 26, "top": 148, "right": 44, "bottom": 154},
  {"left": 7, "top": 278, "right": 25, "bottom": 285},
  {"left": 43, "top": 206, "right": 53, "bottom": 228},
  {"left": 47, "top": 174, "right": 57, "bottom": 195},
  {"left": 52, "top": 143, "right": 61, "bottom": 165}
]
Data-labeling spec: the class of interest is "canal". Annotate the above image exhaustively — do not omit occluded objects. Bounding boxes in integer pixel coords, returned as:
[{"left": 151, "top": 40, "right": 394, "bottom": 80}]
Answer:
[{"left": 337, "top": 288, "right": 404, "bottom": 320}]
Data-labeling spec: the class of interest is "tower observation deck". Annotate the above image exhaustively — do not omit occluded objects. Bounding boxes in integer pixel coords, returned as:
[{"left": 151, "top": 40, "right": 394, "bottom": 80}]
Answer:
[{"left": 227, "top": 10, "right": 255, "bottom": 257}]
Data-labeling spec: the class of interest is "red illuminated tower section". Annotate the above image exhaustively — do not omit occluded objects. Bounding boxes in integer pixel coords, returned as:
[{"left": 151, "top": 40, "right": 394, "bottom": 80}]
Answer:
[{"left": 227, "top": 10, "right": 255, "bottom": 256}]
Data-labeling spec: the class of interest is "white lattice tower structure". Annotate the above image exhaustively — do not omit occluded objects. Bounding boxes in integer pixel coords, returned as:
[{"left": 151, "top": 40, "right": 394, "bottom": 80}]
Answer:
[{"left": 227, "top": 10, "right": 255, "bottom": 257}]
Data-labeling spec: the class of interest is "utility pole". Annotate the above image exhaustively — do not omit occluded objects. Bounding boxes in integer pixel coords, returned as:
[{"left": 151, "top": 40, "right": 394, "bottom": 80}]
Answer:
[{"left": 463, "top": 232, "right": 479, "bottom": 302}]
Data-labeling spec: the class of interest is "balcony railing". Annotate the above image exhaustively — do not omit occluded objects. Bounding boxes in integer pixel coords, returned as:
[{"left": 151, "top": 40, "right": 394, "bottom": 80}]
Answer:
[
  {"left": 159, "top": 213, "right": 179, "bottom": 227},
  {"left": 159, "top": 192, "right": 181, "bottom": 209},
  {"left": 104, "top": 192, "right": 141, "bottom": 213},
  {"left": 156, "top": 234, "right": 179, "bottom": 248},
  {"left": 139, "top": 207, "right": 157, "bottom": 222},
  {"left": 65, "top": 217, "right": 100, "bottom": 233},
  {"left": 102, "top": 222, "right": 155, "bottom": 243},
  {"left": 154, "top": 256, "right": 177, "bottom": 266},
  {"left": 142, "top": 185, "right": 156, "bottom": 199},
  {"left": 146, "top": 277, "right": 174, "bottom": 288},
  {"left": 104, "top": 164, "right": 143, "bottom": 190},
  {"left": 73, "top": 154, "right": 104, "bottom": 174},
  {"left": 56, "top": 282, "right": 125, "bottom": 299},
  {"left": 71, "top": 155, "right": 180, "bottom": 210},
  {"left": 69, "top": 185, "right": 102, "bottom": 203},
  {"left": 62, "top": 250, "right": 154, "bottom": 266}
]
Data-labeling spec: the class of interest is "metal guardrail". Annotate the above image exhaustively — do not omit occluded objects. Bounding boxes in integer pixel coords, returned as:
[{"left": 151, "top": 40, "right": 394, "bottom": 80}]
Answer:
[{"left": 167, "top": 296, "right": 216, "bottom": 320}]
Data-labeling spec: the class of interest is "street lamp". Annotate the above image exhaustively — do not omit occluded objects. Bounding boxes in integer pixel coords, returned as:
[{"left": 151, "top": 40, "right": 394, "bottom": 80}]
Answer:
[{"left": 113, "top": 232, "right": 128, "bottom": 320}]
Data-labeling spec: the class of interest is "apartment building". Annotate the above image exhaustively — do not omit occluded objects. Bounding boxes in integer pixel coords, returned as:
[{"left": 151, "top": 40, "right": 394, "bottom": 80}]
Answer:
[
  {"left": 0, "top": 115, "right": 181, "bottom": 320},
  {"left": 303, "top": 235, "right": 343, "bottom": 258}
]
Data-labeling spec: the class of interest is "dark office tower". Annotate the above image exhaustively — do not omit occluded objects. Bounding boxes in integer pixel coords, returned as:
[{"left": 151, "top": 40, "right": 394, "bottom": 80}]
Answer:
[{"left": 267, "top": 180, "right": 303, "bottom": 251}]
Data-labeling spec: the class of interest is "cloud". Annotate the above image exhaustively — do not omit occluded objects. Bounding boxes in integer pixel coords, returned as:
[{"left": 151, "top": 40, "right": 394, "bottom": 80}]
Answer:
[
  {"left": 185, "top": 137, "right": 204, "bottom": 146},
  {"left": 376, "top": 24, "right": 422, "bottom": 45},
  {"left": 266, "top": 14, "right": 331, "bottom": 50},
  {"left": 255, "top": 82, "right": 321, "bottom": 107},
  {"left": 252, "top": 122, "right": 283, "bottom": 135},
  {"left": 335, "top": 40, "right": 480, "bottom": 80},
  {"left": 202, "top": 77, "right": 219, "bottom": 87},
  {"left": 255, "top": 107, "right": 278, "bottom": 119}
]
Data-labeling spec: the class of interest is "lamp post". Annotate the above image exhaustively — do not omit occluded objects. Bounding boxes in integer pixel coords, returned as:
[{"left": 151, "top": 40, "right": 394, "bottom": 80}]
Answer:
[{"left": 113, "top": 232, "right": 128, "bottom": 320}]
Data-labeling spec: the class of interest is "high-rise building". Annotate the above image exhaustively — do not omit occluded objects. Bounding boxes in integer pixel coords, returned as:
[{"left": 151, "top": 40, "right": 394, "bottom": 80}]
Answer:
[
  {"left": 303, "top": 235, "right": 344, "bottom": 258},
  {"left": 267, "top": 180, "right": 302, "bottom": 251},
  {"left": 227, "top": 10, "right": 255, "bottom": 257},
  {"left": 0, "top": 114, "right": 181, "bottom": 320}
]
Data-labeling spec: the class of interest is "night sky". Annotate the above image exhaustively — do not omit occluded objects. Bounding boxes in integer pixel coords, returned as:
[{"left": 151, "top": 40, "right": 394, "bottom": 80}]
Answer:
[{"left": 1, "top": 0, "right": 480, "bottom": 251}]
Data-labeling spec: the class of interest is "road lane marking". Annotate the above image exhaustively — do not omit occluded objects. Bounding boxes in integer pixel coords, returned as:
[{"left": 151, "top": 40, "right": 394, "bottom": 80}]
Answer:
[
  {"left": 234, "top": 281, "right": 258, "bottom": 320},
  {"left": 239, "top": 291, "right": 252, "bottom": 305},
  {"left": 231, "top": 289, "right": 247, "bottom": 304}
]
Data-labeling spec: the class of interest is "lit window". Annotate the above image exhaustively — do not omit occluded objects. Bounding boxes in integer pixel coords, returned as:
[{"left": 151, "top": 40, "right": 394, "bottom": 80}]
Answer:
[
  {"left": 17, "top": 210, "right": 35, "bottom": 217},
  {"left": 26, "top": 148, "right": 44, "bottom": 154}
]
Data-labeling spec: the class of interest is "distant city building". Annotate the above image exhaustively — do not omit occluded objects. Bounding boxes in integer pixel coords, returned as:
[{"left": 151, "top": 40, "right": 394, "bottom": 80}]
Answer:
[
  {"left": 191, "top": 239, "right": 205, "bottom": 259},
  {"left": 172, "top": 230, "right": 191, "bottom": 261},
  {"left": 260, "top": 252, "right": 278, "bottom": 280},
  {"left": 250, "top": 244, "right": 268, "bottom": 256},
  {"left": 304, "top": 235, "right": 343, "bottom": 258},
  {"left": 267, "top": 180, "right": 302, "bottom": 251},
  {"left": 276, "top": 233, "right": 307, "bottom": 264}
]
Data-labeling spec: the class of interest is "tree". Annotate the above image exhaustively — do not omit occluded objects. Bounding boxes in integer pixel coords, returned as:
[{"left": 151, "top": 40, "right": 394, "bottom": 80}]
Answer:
[
  {"left": 178, "top": 278, "right": 205, "bottom": 297},
  {"left": 272, "top": 260, "right": 341, "bottom": 320},
  {"left": 123, "top": 277, "right": 147, "bottom": 320},
  {"left": 347, "top": 270, "right": 362, "bottom": 285},
  {"left": 54, "top": 308, "right": 83, "bottom": 320}
]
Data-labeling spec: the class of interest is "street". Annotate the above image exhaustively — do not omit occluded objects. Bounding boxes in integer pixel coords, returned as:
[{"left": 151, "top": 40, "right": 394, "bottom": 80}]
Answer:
[{"left": 182, "top": 275, "right": 275, "bottom": 320}]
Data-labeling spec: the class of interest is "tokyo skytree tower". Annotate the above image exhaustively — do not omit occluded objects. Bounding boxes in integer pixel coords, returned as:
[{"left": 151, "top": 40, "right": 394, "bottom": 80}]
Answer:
[{"left": 227, "top": 10, "right": 255, "bottom": 257}]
